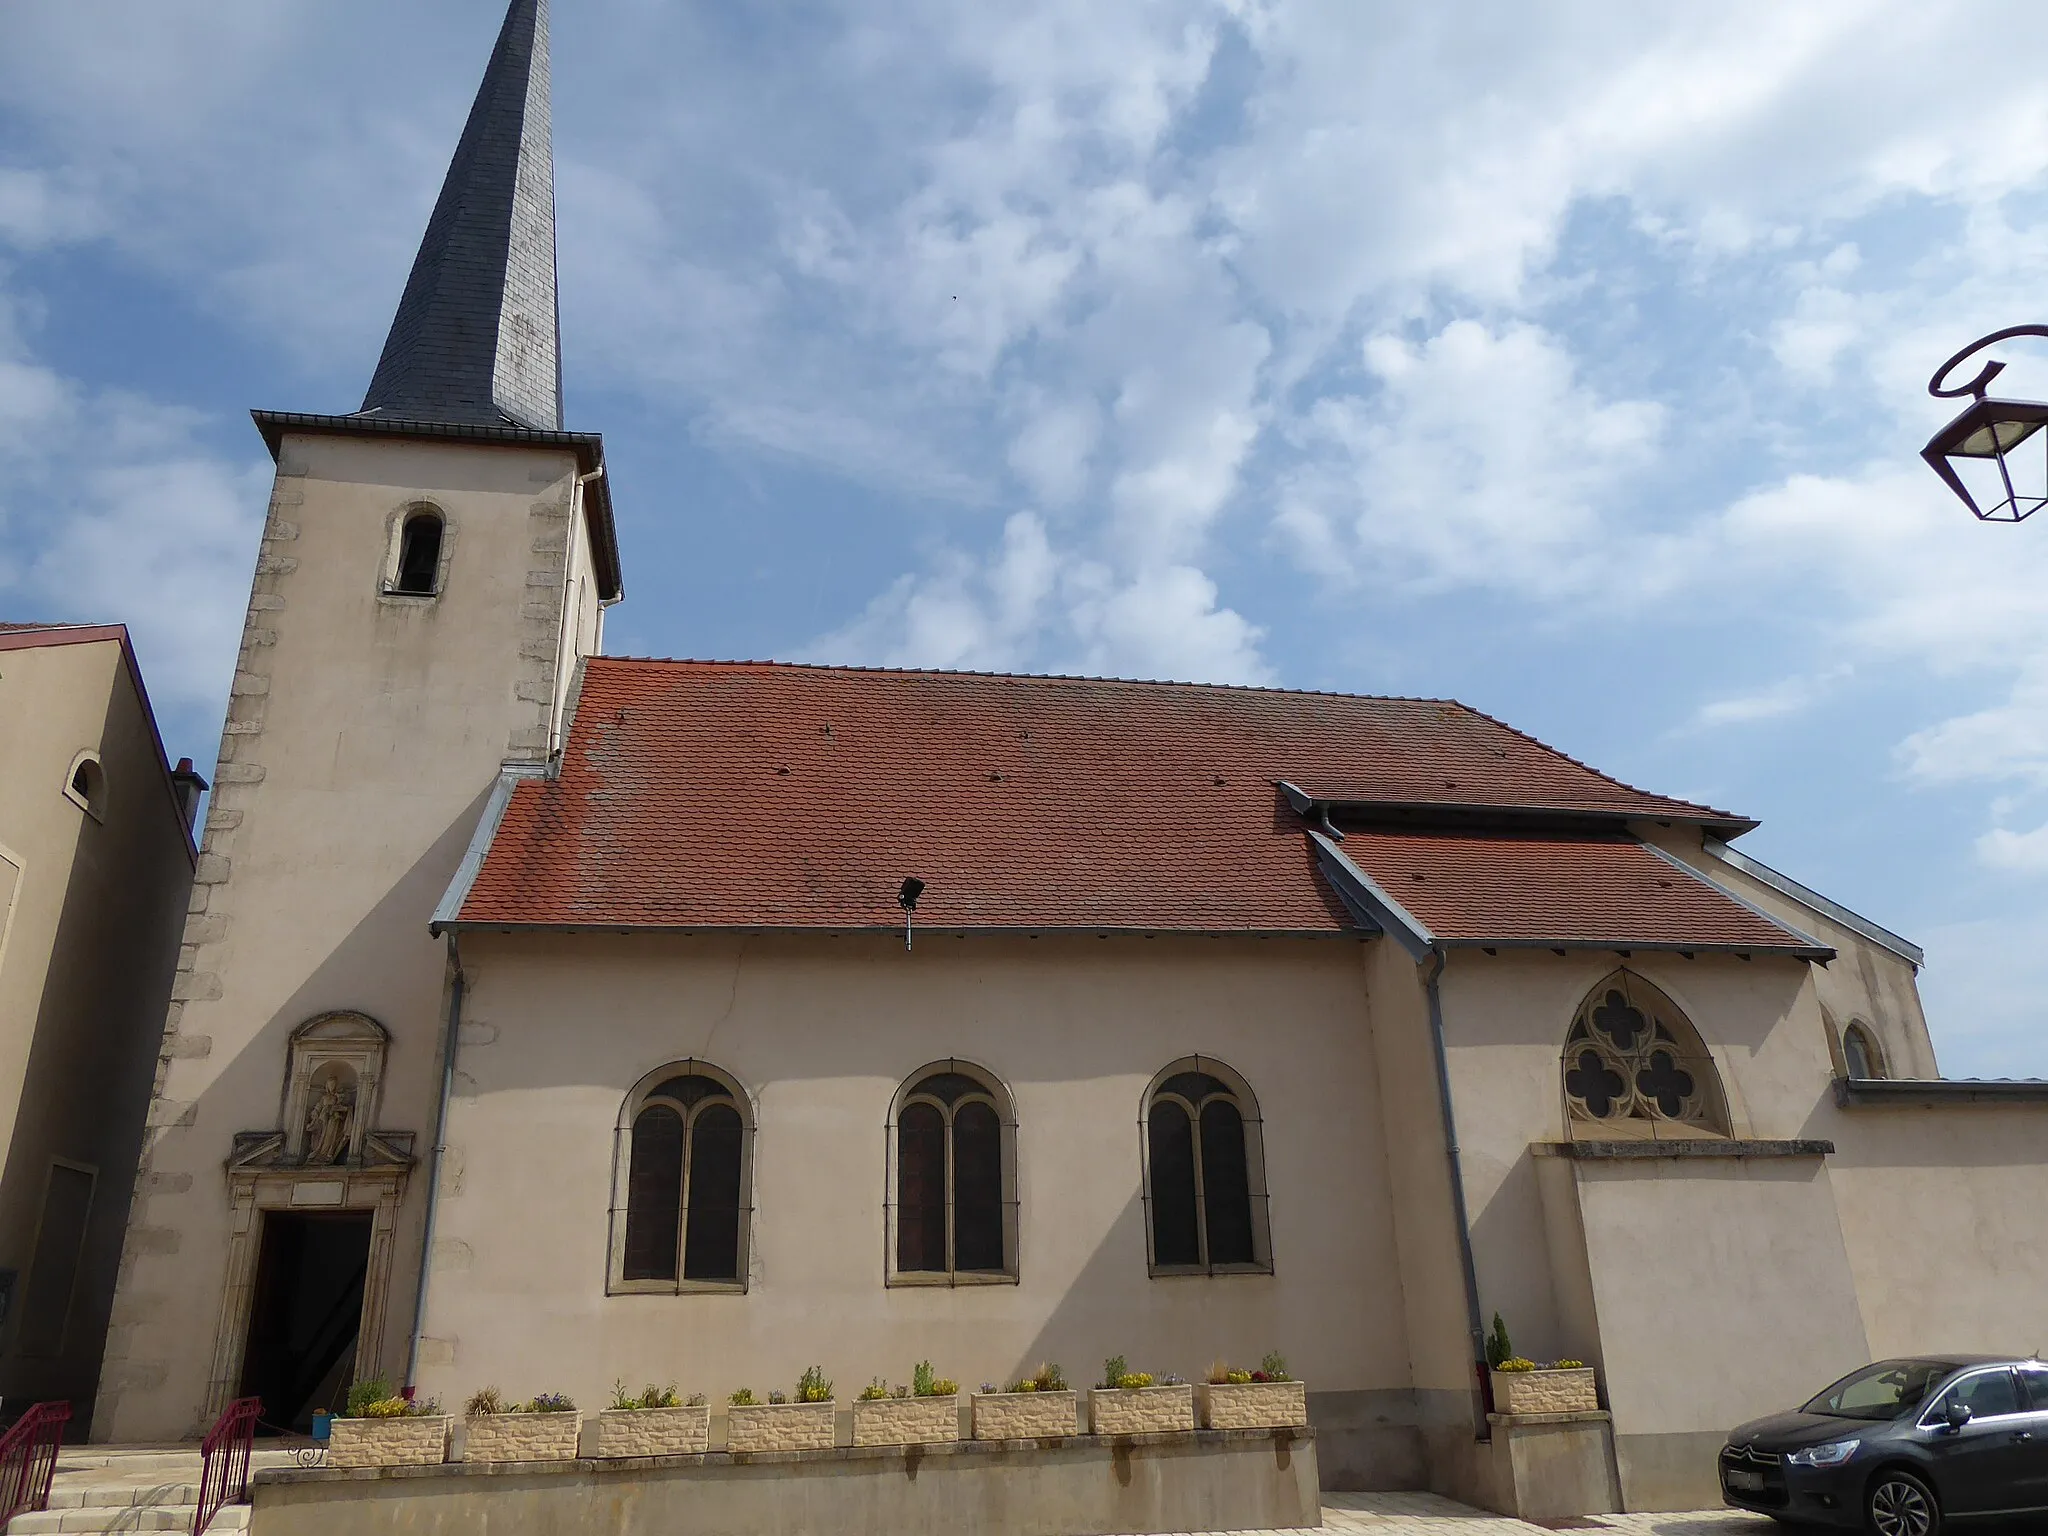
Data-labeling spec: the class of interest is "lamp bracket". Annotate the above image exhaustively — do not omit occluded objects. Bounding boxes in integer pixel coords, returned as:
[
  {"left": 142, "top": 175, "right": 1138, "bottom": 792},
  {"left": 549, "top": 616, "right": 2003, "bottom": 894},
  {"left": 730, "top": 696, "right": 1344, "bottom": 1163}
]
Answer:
[{"left": 1929, "top": 324, "right": 2048, "bottom": 400}]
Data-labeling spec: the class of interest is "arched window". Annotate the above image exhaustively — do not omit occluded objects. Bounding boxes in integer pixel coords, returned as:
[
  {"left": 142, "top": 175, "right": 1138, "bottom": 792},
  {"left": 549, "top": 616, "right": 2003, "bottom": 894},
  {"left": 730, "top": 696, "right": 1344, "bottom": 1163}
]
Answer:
[
  {"left": 63, "top": 753, "right": 106, "bottom": 821},
  {"left": 1842, "top": 1021, "right": 1886, "bottom": 1081},
  {"left": 610, "top": 1062, "right": 752, "bottom": 1293},
  {"left": 887, "top": 1061, "right": 1016, "bottom": 1284},
  {"left": 1562, "top": 971, "right": 1729, "bottom": 1138},
  {"left": 391, "top": 509, "right": 445, "bottom": 596},
  {"left": 1141, "top": 1057, "right": 1271, "bottom": 1276}
]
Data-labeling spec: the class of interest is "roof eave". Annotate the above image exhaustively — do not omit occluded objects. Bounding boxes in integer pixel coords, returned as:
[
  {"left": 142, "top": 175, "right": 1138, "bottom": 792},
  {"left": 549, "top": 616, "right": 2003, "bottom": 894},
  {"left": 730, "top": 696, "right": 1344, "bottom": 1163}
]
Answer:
[
  {"left": 1276, "top": 780, "right": 1756, "bottom": 838},
  {"left": 250, "top": 409, "right": 623, "bottom": 601},
  {"left": 434, "top": 920, "right": 1355, "bottom": 940}
]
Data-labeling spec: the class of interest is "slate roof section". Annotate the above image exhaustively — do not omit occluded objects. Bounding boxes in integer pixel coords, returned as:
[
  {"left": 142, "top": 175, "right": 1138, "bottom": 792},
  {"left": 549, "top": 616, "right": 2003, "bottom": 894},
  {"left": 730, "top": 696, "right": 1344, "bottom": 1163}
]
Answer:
[
  {"left": 452, "top": 660, "right": 1778, "bottom": 941},
  {"left": 1324, "top": 829, "right": 1826, "bottom": 957},
  {"left": 359, "top": 0, "right": 561, "bottom": 430}
]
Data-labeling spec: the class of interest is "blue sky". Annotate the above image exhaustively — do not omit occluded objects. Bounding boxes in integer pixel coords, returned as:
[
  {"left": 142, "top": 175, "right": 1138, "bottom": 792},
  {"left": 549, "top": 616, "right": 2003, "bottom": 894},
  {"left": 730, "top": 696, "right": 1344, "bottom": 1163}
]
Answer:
[{"left": 4, "top": 0, "right": 2048, "bottom": 1076}]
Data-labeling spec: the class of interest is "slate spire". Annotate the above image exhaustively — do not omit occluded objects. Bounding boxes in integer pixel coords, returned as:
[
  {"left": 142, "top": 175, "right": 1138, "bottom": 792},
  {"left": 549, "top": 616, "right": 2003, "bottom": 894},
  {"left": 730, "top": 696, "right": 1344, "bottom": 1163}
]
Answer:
[{"left": 359, "top": 0, "right": 561, "bottom": 430}]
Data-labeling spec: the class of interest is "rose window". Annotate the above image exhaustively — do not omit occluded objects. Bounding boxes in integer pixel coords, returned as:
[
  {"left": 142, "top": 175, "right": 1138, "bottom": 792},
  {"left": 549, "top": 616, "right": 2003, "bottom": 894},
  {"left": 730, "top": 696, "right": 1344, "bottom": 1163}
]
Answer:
[{"left": 1562, "top": 973, "right": 1727, "bottom": 1136}]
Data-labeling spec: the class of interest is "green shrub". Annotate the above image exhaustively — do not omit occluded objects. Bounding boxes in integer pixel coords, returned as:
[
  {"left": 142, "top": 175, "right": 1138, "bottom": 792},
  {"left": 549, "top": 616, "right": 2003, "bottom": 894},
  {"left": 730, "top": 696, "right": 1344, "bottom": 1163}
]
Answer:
[
  {"left": 344, "top": 1377, "right": 393, "bottom": 1419},
  {"left": 1259, "top": 1352, "right": 1291, "bottom": 1382},
  {"left": 1485, "top": 1313, "right": 1514, "bottom": 1370},
  {"left": 909, "top": 1361, "right": 958, "bottom": 1397},
  {"left": 525, "top": 1393, "right": 575, "bottom": 1413},
  {"left": 465, "top": 1386, "right": 505, "bottom": 1418},
  {"left": 1100, "top": 1356, "right": 1127, "bottom": 1390},
  {"left": 729, "top": 1388, "right": 757, "bottom": 1407},
  {"left": 796, "top": 1366, "right": 832, "bottom": 1404},
  {"left": 858, "top": 1378, "right": 891, "bottom": 1402}
]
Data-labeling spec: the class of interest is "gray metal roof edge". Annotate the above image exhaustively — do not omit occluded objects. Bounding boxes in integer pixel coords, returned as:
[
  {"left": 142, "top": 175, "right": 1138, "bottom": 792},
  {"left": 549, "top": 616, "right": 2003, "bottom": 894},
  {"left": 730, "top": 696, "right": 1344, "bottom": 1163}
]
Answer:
[
  {"left": 1833, "top": 1076, "right": 2048, "bottom": 1107},
  {"left": 429, "top": 764, "right": 549, "bottom": 934},
  {"left": 1638, "top": 840, "right": 1835, "bottom": 962},
  {"left": 426, "top": 921, "right": 1358, "bottom": 940},
  {"left": 251, "top": 410, "right": 622, "bottom": 603},
  {"left": 1307, "top": 830, "right": 1434, "bottom": 961},
  {"left": 1703, "top": 838, "right": 1924, "bottom": 968}
]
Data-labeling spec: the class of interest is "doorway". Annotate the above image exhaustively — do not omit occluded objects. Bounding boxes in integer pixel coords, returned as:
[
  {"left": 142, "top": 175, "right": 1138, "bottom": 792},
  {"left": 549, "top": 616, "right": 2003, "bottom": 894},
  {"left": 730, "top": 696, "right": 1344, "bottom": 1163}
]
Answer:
[{"left": 237, "top": 1211, "right": 372, "bottom": 1433}]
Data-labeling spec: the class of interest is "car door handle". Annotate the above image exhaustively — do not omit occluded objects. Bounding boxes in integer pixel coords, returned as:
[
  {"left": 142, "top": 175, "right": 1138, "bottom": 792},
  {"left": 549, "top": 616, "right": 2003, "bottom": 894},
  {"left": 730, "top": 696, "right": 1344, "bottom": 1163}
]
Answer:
[{"left": 2013, "top": 1431, "right": 2034, "bottom": 1442}]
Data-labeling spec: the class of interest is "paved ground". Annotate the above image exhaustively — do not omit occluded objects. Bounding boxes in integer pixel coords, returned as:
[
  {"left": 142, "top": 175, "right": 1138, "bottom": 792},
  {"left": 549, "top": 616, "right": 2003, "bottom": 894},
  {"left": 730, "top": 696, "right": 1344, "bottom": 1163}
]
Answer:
[{"left": 1187, "top": 1493, "right": 1779, "bottom": 1535}]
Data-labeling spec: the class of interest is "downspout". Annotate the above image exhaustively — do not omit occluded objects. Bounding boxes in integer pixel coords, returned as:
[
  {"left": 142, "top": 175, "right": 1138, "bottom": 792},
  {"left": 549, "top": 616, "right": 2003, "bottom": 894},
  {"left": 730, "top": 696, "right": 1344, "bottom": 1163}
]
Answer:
[
  {"left": 1422, "top": 944, "right": 1491, "bottom": 1440},
  {"left": 407, "top": 930, "right": 465, "bottom": 1389}
]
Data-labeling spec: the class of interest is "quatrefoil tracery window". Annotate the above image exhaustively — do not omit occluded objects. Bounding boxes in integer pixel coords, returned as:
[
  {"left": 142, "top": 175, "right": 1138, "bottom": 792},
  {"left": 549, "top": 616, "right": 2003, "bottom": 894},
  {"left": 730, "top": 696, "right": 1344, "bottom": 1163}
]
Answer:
[{"left": 1563, "top": 972, "right": 1728, "bottom": 1137}]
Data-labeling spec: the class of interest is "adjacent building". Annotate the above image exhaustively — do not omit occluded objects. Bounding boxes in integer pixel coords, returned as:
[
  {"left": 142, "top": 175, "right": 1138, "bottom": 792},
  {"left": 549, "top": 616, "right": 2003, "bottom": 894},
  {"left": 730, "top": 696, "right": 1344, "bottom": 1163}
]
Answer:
[{"left": 0, "top": 622, "right": 199, "bottom": 1421}]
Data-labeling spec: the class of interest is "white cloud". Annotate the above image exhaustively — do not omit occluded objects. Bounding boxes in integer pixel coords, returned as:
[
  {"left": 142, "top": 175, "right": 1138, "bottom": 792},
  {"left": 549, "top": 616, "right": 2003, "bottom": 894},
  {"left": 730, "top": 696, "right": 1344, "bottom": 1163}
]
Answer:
[
  {"left": 1976, "top": 823, "right": 2048, "bottom": 873},
  {"left": 1688, "top": 666, "right": 1853, "bottom": 729}
]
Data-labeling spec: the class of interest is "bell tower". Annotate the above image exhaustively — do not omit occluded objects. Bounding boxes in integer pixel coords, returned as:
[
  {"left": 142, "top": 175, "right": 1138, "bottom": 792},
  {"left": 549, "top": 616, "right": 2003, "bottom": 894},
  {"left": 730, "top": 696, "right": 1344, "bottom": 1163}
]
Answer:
[{"left": 96, "top": 0, "right": 622, "bottom": 1439}]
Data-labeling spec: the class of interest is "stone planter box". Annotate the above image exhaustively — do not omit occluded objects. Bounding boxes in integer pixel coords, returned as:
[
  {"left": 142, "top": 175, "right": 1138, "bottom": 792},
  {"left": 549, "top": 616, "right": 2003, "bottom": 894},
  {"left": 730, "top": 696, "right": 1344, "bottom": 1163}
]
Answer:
[
  {"left": 1491, "top": 1367, "right": 1598, "bottom": 1416},
  {"left": 1088, "top": 1384, "right": 1196, "bottom": 1436},
  {"left": 327, "top": 1415, "right": 450, "bottom": 1469},
  {"left": 595, "top": 1404, "right": 712, "bottom": 1457},
  {"left": 1199, "top": 1380, "right": 1308, "bottom": 1429},
  {"left": 850, "top": 1395, "right": 959, "bottom": 1447},
  {"left": 971, "top": 1390, "right": 1078, "bottom": 1440},
  {"left": 464, "top": 1411, "right": 583, "bottom": 1462},
  {"left": 725, "top": 1400, "right": 836, "bottom": 1453}
]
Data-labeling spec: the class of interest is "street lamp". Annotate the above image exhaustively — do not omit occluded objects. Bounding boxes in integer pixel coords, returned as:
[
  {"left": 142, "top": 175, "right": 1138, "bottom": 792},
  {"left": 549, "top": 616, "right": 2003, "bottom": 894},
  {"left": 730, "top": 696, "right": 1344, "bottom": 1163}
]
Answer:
[{"left": 1923, "top": 324, "right": 2048, "bottom": 522}]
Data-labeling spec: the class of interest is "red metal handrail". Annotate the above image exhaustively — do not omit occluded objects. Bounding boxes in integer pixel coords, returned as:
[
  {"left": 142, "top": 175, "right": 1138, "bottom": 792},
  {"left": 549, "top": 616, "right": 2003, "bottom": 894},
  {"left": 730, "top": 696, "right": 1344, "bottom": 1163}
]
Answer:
[
  {"left": 0, "top": 1400, "right": 71, "bottom": 1525},
  {"left": 194, "top": 1397, "right": 261, "bottom": 1536}
]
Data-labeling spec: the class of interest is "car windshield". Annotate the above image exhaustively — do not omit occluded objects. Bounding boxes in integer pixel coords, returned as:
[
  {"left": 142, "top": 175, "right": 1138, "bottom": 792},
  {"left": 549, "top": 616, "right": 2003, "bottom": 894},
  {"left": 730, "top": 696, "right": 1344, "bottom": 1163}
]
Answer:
[{"left": 1801, "top": 1360, "right": 1954, "bottom": 1421}]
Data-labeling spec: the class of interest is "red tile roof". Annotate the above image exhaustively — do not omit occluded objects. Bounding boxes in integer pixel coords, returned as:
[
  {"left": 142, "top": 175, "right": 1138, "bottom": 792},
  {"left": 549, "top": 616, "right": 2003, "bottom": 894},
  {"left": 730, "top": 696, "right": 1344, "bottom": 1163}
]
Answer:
[
  {"left": 454, "top": 660, "right": 1776, "bottom": 942},
  {"left": 1326, "top": 830, "right": 1819, "bottom": 955}
]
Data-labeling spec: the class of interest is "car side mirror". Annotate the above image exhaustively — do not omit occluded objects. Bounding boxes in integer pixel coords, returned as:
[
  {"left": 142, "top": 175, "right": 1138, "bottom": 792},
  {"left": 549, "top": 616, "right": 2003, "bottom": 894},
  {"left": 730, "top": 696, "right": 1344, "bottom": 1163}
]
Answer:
[{"left": 1944, "top": 1401, "right": 1973, "bottom": 1432}]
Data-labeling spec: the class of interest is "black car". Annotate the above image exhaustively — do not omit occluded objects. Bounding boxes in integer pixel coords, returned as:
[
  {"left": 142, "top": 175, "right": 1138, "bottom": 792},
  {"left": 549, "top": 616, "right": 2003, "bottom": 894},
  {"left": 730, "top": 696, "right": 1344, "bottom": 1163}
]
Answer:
[{"left": 1721, "top": 1355, "right": 2048, "bottom": 1533}]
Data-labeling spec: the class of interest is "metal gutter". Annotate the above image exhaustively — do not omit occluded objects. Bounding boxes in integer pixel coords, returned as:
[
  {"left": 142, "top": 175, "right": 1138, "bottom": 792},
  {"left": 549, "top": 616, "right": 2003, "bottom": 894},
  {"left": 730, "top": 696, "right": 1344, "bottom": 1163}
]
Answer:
[
  {"left": 1833, "top": 1076, "right": 2048, "bottom": 1107},
  {"left": 1703, "top": 838, "right": 1923, "bottom": 969},
  {"left": 1422, "top": 947, "right": 1490, "bottom": 1441},
  {"left": 1307, "top": 830, "right": 1435, "bottom": 960},
  {"left": 1276, "top": 779, "right": 1756, "bottom": 838},
  {"left": 429, "top": 921, "right": 1358, "bottom": 941},
  {"left": 429, "top": 765, "right": 546, "bottom": 934}
]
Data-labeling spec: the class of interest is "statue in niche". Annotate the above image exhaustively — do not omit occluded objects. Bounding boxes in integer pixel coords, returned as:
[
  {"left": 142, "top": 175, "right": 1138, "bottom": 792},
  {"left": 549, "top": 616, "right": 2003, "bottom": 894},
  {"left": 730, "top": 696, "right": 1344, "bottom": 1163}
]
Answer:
[{"left": 304, "top": 1072, "right": 358, "bottom": 1166}]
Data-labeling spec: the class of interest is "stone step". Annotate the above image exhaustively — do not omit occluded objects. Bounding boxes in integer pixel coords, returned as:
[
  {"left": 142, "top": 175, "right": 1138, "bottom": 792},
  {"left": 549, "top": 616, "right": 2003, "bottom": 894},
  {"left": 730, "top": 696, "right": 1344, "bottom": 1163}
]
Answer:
[
  {"left": 8, "top": 1506, "right": 248, "bottom": 1533},
  {"left": 48, "top": 1486, "right": 200, "bottom": 1510}
]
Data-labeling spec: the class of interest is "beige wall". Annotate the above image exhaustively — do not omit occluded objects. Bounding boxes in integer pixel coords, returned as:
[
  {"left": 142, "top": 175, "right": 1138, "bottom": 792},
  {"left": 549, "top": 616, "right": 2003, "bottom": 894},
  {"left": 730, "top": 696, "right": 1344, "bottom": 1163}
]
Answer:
[
  {"left": 418, "top": 932, "right": 1413, "bottom": 1472},
  {"left": 98, "top": 430, "right": 595, "bottom": 1440},
  {"left": 0, "top": 634, "right": 193, "bottom": 1419}
]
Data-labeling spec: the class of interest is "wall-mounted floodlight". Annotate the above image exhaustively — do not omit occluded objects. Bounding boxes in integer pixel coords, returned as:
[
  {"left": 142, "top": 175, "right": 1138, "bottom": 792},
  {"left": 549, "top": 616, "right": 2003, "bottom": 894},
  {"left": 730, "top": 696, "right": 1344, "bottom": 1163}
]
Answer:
[{"left": 898, "top": 877, "right": 926, "bottom": 951}]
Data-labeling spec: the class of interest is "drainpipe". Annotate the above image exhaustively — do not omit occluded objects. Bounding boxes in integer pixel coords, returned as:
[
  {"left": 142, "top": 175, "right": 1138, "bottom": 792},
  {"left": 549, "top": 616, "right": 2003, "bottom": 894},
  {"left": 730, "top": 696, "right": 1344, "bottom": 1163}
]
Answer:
[
  {"left": 1421, "top": 945, "right": 1491, "bottom": 1440},
  {"left": 407, "top": 931, "right": 465, "bottom": 1389}
]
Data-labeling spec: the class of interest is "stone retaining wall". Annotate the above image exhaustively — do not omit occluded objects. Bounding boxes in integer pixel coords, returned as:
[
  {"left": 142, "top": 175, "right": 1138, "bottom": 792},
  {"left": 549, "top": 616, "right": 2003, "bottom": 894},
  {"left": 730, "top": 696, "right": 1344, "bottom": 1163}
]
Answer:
[{"left": 253, "top": 1426, "right": 1319, "bottom": 1536}]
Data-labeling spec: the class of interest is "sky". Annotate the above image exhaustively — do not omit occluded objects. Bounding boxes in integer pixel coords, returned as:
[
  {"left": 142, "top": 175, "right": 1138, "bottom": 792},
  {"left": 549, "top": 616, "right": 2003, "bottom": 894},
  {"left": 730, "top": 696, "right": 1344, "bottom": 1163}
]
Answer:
[{"left": 3, "top": 0, "right": 2048, "bottom": 1077}]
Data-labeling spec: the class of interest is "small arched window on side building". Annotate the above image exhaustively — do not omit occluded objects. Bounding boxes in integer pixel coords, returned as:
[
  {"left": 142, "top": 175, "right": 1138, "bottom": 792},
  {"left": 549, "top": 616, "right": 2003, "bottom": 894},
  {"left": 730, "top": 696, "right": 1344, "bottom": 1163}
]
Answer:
[
  {"left": 389, "top": 508, "right": 445, "bottom": 596},
  {"left": 63, "top": 752, "right": 106, "bottom": 822},
  {"left": 611, "top": 1062, "right": 753, "bottom": 1293},
  {"left": 1142, "top": 1057, "right": 1271, "bottom": 1276},
  {"left": 1842, "top": 1021, "right": 1887, "bottom": 1081},
  {"left": 887, "top": 1061, "right": 1017, "bottom": 1284}
]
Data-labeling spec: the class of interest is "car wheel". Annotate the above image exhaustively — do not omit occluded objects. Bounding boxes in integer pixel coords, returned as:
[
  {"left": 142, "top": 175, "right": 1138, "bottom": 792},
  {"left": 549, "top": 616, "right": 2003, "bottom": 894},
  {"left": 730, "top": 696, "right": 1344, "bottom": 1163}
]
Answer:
[{"left": 1866, "top": 1469, "right": 1940, "bottom": 1536}]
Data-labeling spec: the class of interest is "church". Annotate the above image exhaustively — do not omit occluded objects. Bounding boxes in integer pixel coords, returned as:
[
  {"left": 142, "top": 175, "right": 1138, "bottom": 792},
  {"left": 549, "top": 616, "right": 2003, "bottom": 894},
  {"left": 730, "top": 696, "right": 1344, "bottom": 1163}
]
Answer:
[{"left": 77, "top": 0, "right": 2048, "bottom": 1519}]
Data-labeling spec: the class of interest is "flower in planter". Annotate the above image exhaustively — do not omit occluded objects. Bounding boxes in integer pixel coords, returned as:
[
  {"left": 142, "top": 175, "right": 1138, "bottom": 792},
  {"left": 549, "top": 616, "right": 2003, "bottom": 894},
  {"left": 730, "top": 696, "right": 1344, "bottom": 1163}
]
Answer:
[
  {"left": 1259, "top": 1352, "right": 1292, "bottom": 1383},
  {"left": 342, "top": 1377, "right": 439, "bottom": 1418},
  {"left": 1100, "top": 1356, "right": 1126, "bottom": 1390},
  {"left": 686, "top": 1394, "right": 707, "bottom": 1407},
  {"left": 1034, "top": 1363, "right": 1067, "bottom": 1393},
  {"left": 796, "top": 1366, "right": 833, "bottom": 1404},
  {"left": 729, "top": 1388, "right": 757, "bottom": 1407},
  {"left": 464, "top": 1386, "right": 505, "bottom": 1418},
  {"left": 1550, "top": 1359, "right": 1585, "bottom": 1371},
  {"left": 1495, "top": 1357, "right": 1538, "bottom": 1373},
  {"left": 911, "top": 1361, "right": 958, "bottom": 1397},
  {"left": 767, "top": 1391, "right": 788, "bottom": 1404},
  {"left": 858, "top": 1378, "right": 891, "bottom": 1402},
  {"left": 524, "top": 1394, "right": 576, "bottom": 1413},
  {"left": 612, "top": 1381, "right": 682, "bottom": 1411}
]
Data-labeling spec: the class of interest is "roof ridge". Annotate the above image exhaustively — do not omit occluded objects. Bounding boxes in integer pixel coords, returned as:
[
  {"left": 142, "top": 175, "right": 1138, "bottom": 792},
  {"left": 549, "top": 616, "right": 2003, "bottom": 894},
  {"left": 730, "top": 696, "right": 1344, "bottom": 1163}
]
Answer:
[{"left": 582, "top": 654, "right": 1460, "bottom": 707}]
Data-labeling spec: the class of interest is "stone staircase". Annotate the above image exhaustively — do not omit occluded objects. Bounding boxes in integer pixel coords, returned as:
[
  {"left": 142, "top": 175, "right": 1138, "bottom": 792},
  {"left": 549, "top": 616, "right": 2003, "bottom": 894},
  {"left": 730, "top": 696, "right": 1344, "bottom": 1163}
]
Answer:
[{"left": 4, "top": 1446, "right": 307, "bottom": 1534}]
